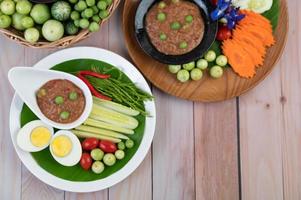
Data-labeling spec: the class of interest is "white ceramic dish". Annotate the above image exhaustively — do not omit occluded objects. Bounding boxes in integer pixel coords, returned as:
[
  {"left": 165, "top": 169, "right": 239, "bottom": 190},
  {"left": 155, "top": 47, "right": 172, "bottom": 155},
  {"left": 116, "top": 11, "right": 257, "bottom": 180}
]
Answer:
[
  {"left": 8, "top": 67, "right": 93, "bottom": 130},
  {"left": 9, "top": 47, "right": 156, "bottom": 192}
]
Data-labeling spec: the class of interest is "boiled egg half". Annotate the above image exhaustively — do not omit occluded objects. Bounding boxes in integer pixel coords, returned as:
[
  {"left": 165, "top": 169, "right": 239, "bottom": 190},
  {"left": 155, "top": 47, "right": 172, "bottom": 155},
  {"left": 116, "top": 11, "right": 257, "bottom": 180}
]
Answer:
[
  {"left": 49, "top": 130, "right": 82, "bottom": 167},
  {"left": 17, "top": 120, "right": 54, "bottom": 152}
]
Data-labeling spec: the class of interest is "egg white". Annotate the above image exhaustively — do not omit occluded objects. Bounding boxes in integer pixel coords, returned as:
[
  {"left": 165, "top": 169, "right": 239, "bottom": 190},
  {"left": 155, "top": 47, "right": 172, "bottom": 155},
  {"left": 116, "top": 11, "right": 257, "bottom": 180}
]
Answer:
[
  {"left": 17, "top": 120, "right": 54, "bottom": 152},
  {"left": 50, "top": 130, "right": 82, "bottom": 167}
]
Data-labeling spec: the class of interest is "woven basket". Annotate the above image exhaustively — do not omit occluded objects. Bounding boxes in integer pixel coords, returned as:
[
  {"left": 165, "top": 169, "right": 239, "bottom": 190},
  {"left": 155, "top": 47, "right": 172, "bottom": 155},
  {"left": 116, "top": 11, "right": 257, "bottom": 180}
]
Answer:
[{"left": 0, "top": 0, "right": 120, "bottom": 48}]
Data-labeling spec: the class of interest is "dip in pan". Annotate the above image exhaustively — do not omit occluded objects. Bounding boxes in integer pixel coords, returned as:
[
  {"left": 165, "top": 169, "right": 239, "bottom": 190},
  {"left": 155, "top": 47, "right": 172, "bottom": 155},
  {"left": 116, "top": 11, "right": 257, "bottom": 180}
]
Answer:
[
  {"left": 36, "top": 79, "right": 86, "bottom": 124},
  {"left": 145, "top": 0, "right": 205, "bottom": 55}
]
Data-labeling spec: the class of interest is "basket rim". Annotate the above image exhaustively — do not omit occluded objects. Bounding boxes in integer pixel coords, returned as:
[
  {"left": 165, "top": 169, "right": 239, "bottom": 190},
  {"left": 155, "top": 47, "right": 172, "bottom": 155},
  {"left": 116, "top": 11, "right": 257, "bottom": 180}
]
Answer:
[{"left": 0, "top": 0, "right": 120, "bottom": 49}]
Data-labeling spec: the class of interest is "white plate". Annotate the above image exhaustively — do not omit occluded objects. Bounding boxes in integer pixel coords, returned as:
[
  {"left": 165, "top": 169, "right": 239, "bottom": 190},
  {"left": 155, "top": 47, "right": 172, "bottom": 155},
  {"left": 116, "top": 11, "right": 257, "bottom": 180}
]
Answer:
[{"left": 9, "top": 47, "right": 156, "bottom": 192}]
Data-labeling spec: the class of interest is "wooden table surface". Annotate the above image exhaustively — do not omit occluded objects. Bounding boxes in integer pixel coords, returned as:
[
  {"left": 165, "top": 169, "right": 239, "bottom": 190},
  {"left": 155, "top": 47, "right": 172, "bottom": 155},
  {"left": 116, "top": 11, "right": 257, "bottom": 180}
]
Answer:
[{"left": 0, "top": 1, "right": 300, "bottom": 200}]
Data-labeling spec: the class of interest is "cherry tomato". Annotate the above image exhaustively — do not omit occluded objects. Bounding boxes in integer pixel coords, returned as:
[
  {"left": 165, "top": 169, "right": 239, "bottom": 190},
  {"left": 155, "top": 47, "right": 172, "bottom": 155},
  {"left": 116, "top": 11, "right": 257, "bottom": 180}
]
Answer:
[
  {"left": 211, "top": 0, "right": 218, "bottom": 5},
  {"left": 82, "top": 138, "right": 99, "bottom": 151},
  {"left": 80, "top": 153, "right": 92, "bottom": 170},
  {"left": 99, "top": 140, "right": 117, "bottom": 153},
  {"left": 216, "top": 26, "right": 232, "bottom": 41}
]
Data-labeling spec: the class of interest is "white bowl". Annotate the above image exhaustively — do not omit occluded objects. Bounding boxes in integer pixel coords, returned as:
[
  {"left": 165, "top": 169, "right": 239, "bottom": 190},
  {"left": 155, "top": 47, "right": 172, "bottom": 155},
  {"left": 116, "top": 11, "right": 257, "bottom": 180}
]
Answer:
[
  {"left": 8, "top": 67, "right": 93, "bottom": 130},
  {"left": 9, "top": 47, "right": 156, "bottom": 192}
]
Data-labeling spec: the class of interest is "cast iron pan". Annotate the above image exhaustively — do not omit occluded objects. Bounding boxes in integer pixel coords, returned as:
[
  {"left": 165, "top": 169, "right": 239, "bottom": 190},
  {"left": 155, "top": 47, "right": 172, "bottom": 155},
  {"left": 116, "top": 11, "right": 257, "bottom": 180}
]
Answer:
[
  {"left": 135, "top": 0, "right": 218, "bottom": 65},
  {"left": 29, "top": 0, "right": 55, "bottom": 4}
]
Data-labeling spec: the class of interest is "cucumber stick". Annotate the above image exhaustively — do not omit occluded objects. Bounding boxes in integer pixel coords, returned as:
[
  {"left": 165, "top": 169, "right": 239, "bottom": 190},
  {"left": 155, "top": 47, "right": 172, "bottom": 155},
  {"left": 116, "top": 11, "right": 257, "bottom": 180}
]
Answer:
[
  {"left": 93, "top": 97, "right": 140, "bottom": 116},
  {"left": 71, "top": 130, "right": 121, "bottom": 143},
  {"left": 91, "top": 104, "right": 139, "bottom": 129},
  {"left": 84, "top": 118, "right": 134, "bottom": 134},
  {"left": 75, "top": 125, "right": 129, "bottom": 140}
]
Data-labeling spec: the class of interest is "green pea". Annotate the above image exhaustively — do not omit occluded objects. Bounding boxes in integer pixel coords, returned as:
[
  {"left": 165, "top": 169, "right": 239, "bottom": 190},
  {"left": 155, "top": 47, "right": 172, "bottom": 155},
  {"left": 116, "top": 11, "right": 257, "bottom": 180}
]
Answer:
[
  {"left": 210, "top": 65, "right": 224, "bottom": 78},
  {"left": 54, "top": 96, "right": 64, "bottom": 105},
  {"left": 69, "top": 0, "right": 78, "bottom": 4},
  {"left": 159, "top": 33, "right": 167, "bottom": 41},
  {"left": 81, "top": 11, "right": 86, "bottom": 18},
  {"left": 70, "top": 11, "right": 80, "bottom": 20},
  {"left": 74, "top": 19, "right": 80, "bottom": 27},
  {"left": 97, "top": 0, "right": 107, "bottom": 10},
  {"left": 196, "top": 59, "right": 208, "bottom": 70},
  {"left": 75, "top": 0, "right": 87, "bottom": 11},
  {"left": 21, "top": 16, "right": 34, "bottom": 29},
  {"left": 125, "top": 139, "right": 134, "bottom": 148},
  {"left": 91, "top": 161, "right": 105, "bottom": 174},
  {"left": 89, "top": 21, "right": 99, "bottom": 32},
  {"left": 1, "top": 0, "right": 15, "bottom": 15},
  {"left": 79, "top": 18, "right": 89, "bottom": 28},
  {"left": 170, "top": 21, "right": 181, "bottom": 30},
  {"left": 158, "top": 1, "right": 166, "bottom": 9},
  {"left": 60, "top": 111, "right": 70, "bottom": 119},
  {"left": 216, "top": 55, "right": 228, "bottom": 67},
  {"left": 92, "top": 15, "right": 101, "bottom": 23},
  {"left": 105, "top": 0, "right": 112, "bottom": 5},
  {"left": 103, "top": 153, "right": 116, "bottom": 166},
  {"left": 177, "top": 69, "right": 190, "bottom": 82},
  {"left": 86, "top": 0, "right": 95, "bottom": 6},
  {"left": 83, "top": 8, "right": 93, "bottom": 18},
  {"left": 185, "top": 15, "right": 193, "bottom": 23},
  {"left": 68, "top": 91, "right": 78, "bottom": 100},
  {"left": 117, "top": 141, "right": 125, "bottom": 150},
  {"left": 0, "top": 14, "right": 11, "bottom": 28},
  {"left": 91, "top": 148, "right": 104, "bottom": 160},
  {"left": 190, "top": 68, "right": 203, "bottom": 81},
  {"left": 179, "top": 41, "right": 188, "bottom": 49},
  {"left": 115, "top": 150, "right": 125, "bottom": 160},
  {"left": 204, "top": 50, "right": 216, "bottom": 62},
  {"left": 172, "top": 0, "right": 180, "bottom": 3},
  {"left": 91, "top": 5, "right": 98, "bottom": 14},
  {"left": 183, "top": 61, "right": 195, "bottom": 70},
  {"left": 99, "top": 10, "right": 109, "bottom": 19},
  {"left": 24, "top": 28, "right": 39, "bottom": 44},
  {"left": 168, "top": 65, "right": 181, "bottom": 74},
  {"left": 157, "top": 12, "right": 166, "bottom": 22}
]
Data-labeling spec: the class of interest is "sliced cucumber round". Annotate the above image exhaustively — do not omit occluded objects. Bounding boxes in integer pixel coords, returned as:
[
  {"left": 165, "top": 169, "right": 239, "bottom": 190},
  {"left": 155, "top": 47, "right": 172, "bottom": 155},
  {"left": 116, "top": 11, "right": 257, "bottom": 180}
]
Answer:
[{"left": 249, "top": 0, "right": 273, "bottom": 14}]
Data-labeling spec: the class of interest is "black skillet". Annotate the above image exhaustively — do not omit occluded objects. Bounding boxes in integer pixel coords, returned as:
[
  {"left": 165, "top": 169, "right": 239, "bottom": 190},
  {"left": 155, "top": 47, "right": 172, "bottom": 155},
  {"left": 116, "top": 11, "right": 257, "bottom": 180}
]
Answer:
[
  {"left": 29, "top": 0, "right": 56, "bottom": 4},
  {"left": 135, "top": 0, "right": 218, "bottom": 65}
]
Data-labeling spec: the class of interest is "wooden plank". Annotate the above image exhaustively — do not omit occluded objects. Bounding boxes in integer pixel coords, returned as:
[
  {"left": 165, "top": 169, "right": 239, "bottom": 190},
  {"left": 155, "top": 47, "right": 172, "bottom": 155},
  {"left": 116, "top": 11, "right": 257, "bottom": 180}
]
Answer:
[
  {"left": 21, "top": 47, "right": 64, "bottom": 200},
  {"left": 65, "top": 191, "right": 107, "bottom": 200},
  {"left": 65, "top": 18, "right": 109, "bottom": 200},
  {"left": 109, "top": 152, "right": 152, "bottom": 200},
  {"left": 0, "top": 36, "right": 24, "bottom": 200},
  {"left": 20, "top": 23, "right": 111, "bottom": 198},
  {"left": 21, "top": 170, "right": 64, "bottom": 200},
  {"left": 280, "top": 0, "right": 301, "bottom": 199},
  {"left": 152, "top": 90, "right": 195, "bottom": 200},
  {"left": 108, "top": 4, "right": 152, "bottom": 200},
  {"left": 194, "top": 100, "right": 239, "bottom": 200},
  {"left": 239, "top": 70, "right": 284, "bottom": 200}
]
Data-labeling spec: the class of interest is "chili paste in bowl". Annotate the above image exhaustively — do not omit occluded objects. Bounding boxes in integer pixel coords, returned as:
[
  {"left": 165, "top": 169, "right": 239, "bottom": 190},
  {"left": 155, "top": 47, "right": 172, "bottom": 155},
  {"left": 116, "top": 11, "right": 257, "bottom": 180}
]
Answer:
[
  {"left": 36, "top": 79, "right": 86, "bottom": 124},
  {"left": 145, "top": 0, "right": 205, "bottom": 55},
  {"left": 135, "top": 0, "right": 217, "bottom": 64}
]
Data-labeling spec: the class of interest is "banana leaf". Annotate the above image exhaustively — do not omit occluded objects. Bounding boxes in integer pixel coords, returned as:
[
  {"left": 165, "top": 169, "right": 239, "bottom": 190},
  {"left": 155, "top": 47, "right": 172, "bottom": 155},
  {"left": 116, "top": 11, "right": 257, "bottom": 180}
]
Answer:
[{"left": 20, "top": 59, "right": 146, "bottom": 182}]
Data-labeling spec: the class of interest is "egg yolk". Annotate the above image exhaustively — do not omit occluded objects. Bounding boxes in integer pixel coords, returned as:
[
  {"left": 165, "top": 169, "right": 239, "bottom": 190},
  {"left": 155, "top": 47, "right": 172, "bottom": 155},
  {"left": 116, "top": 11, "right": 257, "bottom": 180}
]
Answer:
[
  {"left": 30, "top": 127, "right": 51, "bottom": 147},
  {"left": 51, "top": 135, "right": 72, "bottom": 157}
]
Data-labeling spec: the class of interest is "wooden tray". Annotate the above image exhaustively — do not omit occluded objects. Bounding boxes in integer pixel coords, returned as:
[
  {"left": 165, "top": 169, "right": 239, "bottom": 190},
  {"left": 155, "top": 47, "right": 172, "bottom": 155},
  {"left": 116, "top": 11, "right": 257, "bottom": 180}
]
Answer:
[{"left": 122, "top": 0, "right": 288, "bottom": 102}]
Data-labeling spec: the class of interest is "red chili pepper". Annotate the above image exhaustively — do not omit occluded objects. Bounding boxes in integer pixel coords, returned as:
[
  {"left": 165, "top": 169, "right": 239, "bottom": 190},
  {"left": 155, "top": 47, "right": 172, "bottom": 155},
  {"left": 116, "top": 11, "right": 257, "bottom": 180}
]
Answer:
[
  {"left": 78, "top": 74, "right": 112, "bottom": 101},
  {"left": 79, "top": 71, "right": 111, "bottom": 79}
]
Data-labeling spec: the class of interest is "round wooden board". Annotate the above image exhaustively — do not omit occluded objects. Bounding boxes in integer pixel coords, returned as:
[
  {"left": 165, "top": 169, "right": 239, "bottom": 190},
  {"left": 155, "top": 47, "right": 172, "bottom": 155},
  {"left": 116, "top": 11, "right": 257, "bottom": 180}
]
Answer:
[{"left": 122, "top": 0, "right": 288, "bottom": 102}]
